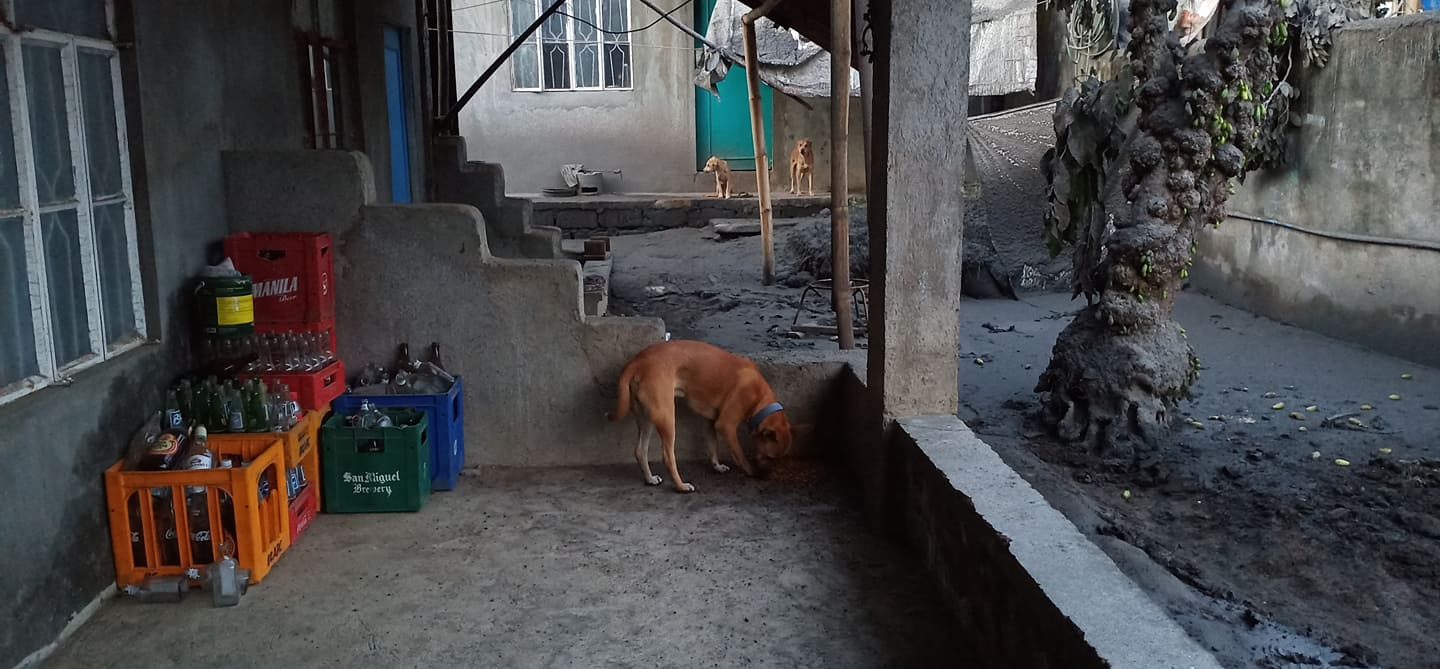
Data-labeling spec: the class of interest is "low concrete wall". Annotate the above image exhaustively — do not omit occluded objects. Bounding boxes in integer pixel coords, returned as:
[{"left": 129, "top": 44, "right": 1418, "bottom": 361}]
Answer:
[
  {"left": 892, "top": 416, "right": 1221, "bottom": 668},
  {"left": 532, "top": 194, "right": 831, "bottom": 238},
  {"left": 1195, "top": 14, "right": 1440, "bottom": 365}
]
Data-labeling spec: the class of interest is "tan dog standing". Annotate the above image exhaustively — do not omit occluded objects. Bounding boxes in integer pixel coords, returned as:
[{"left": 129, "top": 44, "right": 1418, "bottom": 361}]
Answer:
[
  {"left": 703, "top": 156, "right": 732, "bottom": 199},
  {"left": 609, "top": 340, "right": 793, "bottom": 493},
  {"left": 789, "top": 138, "right": 815, "bottom": 195}
]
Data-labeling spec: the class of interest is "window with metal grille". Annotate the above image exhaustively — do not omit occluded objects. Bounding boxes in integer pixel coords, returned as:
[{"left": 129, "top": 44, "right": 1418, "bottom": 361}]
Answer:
[
  {"left": 0, "top": 10, "right": 147, "bottom": 404},
  {"left": 510, "top": 0, "right": 632, "bottom": 91},
  {"left": 295, "top": 0, "right": 353, "bottom": 149}
]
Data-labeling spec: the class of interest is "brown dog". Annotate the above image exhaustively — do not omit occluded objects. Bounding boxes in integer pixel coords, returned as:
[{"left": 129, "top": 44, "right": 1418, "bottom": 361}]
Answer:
[
  {"left": 788, "top": 138, "right": 814, "bottom": 195},
  {"left": 609, "top": 340, "right": 793, "bottom": 493},
  {"left": 703, "top": 156, "right": 732, "bottom": 199}
]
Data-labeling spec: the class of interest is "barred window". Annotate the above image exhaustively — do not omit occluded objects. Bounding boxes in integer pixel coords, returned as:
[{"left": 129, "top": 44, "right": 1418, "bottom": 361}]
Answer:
[
  {"left": 1, "top": 12, "right": 147, "bottom": 404},
  {"left": 510, "top": 0, "right": 633, "bottom": 91}
]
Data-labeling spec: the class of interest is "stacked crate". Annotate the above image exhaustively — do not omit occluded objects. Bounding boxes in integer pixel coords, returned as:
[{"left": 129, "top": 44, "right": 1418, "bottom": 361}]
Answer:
[{"left": 224, "top": 232, "right": 340, "bottom": 541}]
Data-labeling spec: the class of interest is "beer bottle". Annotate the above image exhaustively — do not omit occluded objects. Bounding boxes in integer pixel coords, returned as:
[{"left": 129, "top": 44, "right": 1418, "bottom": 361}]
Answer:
[
  {"left": 245, "top": 379, "right": 269, "bottom": 433},
  {"left": 137, "top": 426, "right": 189, "bottom": 470}
]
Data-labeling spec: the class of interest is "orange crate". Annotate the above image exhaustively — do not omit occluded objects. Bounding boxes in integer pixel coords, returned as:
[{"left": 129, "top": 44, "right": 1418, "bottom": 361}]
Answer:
[
  {"left": 210, "top": 411, "right": 323, "bottom": 506},
  {"left": 105, "top": 439, "right": 289, "bottom": 589}
]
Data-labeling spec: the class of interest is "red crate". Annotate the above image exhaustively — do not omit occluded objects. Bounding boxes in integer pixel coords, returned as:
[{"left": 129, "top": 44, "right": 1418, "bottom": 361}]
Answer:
[
  {"left": 240, "top": 359, "right": 346, "bottom": 412},
  {"left": 224, "top": 232, "right": 335, "bottom": 324},
  {"left": 254, "top": 318, "right": 337, "bottom": 361},
  {"left": 289, "top": 483, "right": 318, "bottom": 542}
]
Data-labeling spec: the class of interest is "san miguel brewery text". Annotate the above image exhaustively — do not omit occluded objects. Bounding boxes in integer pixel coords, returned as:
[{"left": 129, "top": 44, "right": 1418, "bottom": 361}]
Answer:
[
  {"left": 342, "top": 470, "right": 401, "bottom": 497},
  {"left": 253, "top": 276, "right": 300, "bottom": 303}
]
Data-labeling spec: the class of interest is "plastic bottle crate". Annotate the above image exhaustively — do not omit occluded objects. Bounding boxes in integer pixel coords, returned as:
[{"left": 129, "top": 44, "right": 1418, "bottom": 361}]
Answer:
[
  {"left": 209, "top": 410, "right": 323, "bottom": 534},
  {"left": 320, "top": 409, "right": 430, "bottom": 513},
  {"left": 253, "top": 317, "right": 338, "bottom": 360},
  {"left": 289, "top": 483, "right": 319, "bottom": 541},
  {"left": 223, "top": 232, "right": 335, "bottom": 324},
  {"left": 241, "top": 359, "right": 346, "bottom": 412},
  {"left": 330, "top": 376, "right": 463, "bottom": 491},
  {"left": 105, "top": 439, "right": 289, "bottom": 589}
]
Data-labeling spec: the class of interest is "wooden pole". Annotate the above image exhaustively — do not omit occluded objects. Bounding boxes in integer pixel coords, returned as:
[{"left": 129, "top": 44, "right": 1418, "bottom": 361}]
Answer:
[
  {"left": 741, "top": 1, "right": 783, "bottom": 285},
  {"left": 831, "top": 0, "right": 854, "bottom": 349}
]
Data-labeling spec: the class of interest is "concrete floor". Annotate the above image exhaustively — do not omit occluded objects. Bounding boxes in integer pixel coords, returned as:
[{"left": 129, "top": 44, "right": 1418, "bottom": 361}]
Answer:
[{"left": 47, "top": 464, "right": 961, "bottom": 668}]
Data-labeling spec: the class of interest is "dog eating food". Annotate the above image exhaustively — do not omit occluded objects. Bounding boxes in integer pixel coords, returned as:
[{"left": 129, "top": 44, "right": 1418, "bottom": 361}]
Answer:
[{"left": 609, "top": 340, "right": 793, "bottom": 493}]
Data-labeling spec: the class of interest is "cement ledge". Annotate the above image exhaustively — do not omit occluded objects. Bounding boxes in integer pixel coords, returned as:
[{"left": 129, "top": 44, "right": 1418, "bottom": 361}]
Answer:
[{"left": 895, "top": 416, "right": 1221, "bottom": 669}]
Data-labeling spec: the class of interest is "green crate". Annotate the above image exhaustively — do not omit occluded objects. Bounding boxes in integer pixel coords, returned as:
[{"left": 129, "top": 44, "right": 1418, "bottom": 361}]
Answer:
[{"left": 320, "top": 409, "right": 430, "bottom": 513}]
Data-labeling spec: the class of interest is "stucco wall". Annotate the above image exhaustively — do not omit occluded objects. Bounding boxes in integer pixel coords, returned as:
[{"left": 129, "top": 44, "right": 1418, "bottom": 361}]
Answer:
[
  {"left": 1194, "top": 14, "right": 1440, "bottom": 365},
  {"left": 0, "top": 1, "right": 307, "bottom": 666},
  {"left": 452, "top": 0, "right": 699, "bottom": 193}
]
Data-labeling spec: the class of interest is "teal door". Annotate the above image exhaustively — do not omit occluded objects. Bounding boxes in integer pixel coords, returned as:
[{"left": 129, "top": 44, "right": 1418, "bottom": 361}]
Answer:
[{"left": 695, "top": 0, "right": 773, "bottom": 171}]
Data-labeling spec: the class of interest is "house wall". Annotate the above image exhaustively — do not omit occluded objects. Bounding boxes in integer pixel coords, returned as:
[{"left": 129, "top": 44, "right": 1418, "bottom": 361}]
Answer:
[
  {"left": 0, "top": 1, "right": 304, "bottom": 666},
  {"left": 2, "top": 0, "right": 433, "bottom": 665},
  {"left": 451, "top": 0, "right": 699, "bottom": 194},
  {"left": 1194, "top": 14, "right": 1440, "bottom": 366}
]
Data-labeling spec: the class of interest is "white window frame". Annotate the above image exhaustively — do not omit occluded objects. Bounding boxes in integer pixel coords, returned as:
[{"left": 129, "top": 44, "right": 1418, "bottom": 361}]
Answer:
[
  {"left": 510, "top": 0, "right": 634, "bottom": 92},
  {"left": 1, "top": 24, "right": 146, "bottom": 406}
]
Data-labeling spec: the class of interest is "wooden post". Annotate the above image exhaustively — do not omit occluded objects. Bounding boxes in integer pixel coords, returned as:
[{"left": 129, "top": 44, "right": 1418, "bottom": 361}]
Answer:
[
  {"left": 742, "top": 0, "right": 784, "bottom": 285},
  {"left": 831, "top": 0, "right": 854, "bottom": 348}
]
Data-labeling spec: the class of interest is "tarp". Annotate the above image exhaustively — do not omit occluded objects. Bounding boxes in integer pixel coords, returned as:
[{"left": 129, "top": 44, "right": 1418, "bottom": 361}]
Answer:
[{"left": 696, "top": 0, "right": 1037, "bottom": 99}]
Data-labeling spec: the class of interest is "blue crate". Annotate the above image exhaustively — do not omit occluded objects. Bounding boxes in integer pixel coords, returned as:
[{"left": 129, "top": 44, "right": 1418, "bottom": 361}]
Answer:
[{"left": 331, "top": 376, "right": 464, "bottom": 491}]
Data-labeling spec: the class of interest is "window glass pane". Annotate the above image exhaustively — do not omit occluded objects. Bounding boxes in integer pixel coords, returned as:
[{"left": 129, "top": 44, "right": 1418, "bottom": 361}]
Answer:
[
  {"left": 0, "top": 50, "right": 20, "bottom": 212},
  {"left": 541, "top": 11, "right": 568, "bottom": 41},
  {"left": 23, "top": 44, "right": 76, "bottom": 206},
  {"left": 604, "top": 43, "right": 631, "bottom": 88},
  {"left": 0, "top": 218, "right": 39, "bottom": 387},
  {"left": 602, "top": 0, "right": 628, "bottom": 34},
  {"left": 575, "top": 43, "right": 600, "bottom": 88},
  {"left": 511, "top": 0, "right": 537, "bottom": 36},
  {"left": 542, "top": 43, "right": 570, "bottom": 89},
  {"left": 79, "top": 52, "right": 123, "bottom": 199},
  {"left": 16, "top": 0, "right": 108, "bottom": 39},
  {"left": 41, "top": 209, "right": 92, "bottom": 365},
  {"left": 572, "top": 0, "right": 598, "bottom": 42},
  {"left": 513, "top": 43, "right": 540, "bottom": 89},
  {"left": 93, "top": 203, "right": 136, "bottom": 347}
]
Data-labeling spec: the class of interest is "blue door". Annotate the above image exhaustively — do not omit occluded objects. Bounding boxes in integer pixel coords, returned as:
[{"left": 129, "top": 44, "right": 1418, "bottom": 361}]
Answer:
[
  {"left": 694, "top": 0, "right": 773, "bottom": 171},
  {"left": 383, "top": 26, "right": 412, "bottom": 203}
]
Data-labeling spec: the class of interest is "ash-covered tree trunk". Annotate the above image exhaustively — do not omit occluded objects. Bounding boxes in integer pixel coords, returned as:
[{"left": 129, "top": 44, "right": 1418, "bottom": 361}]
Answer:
[{"left": 1036, "top": 0, "right": 1287, "bottom": 454}]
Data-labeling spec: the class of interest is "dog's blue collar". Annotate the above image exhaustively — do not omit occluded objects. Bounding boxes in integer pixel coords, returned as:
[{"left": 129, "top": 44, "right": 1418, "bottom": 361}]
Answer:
[{"left": 747, "top": 402, "right": 784, "bottom": 432}]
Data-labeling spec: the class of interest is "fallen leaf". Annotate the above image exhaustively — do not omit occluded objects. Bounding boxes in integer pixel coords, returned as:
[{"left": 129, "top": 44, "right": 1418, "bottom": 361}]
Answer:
[
  {"left": 1271, "top": 402, "right": 1286, "bottom": 410},
  {"left": 1263, "top": 391, "right": 1278, "bottom": 399},
  {"left": 1298, "top": 426, "right": 1308, "bottom": 432},
  {"left": 1389, "top": 394, "right": 1402, "bottom": 401},
  {"left": 1122, "top": 489, "right": 1132, "bottom": 500},
  {"left": 1334, "top": 458, "right": 1351, "bottom": 467},
  {"left": 1348, "top": 417, "right": 1365, "bottom": 427},
  {"left": 1401, "top": 373, "right": 1413, "bottom": 380},
  {"left": 1360, "top": 404, "right": 1373, "bottom": 411},
  {"left": 1188, "top": 419, "right": 1205, "bottom": 429},
  {"left": 1305, "top": 405, "right": 1318, "bottom": 412},
  {"left": 1378, "top": 447, "right": 1393, "bottom": 455},
  {"left": 1311, "top": 451, "right": 1321, "bottom": 460}
]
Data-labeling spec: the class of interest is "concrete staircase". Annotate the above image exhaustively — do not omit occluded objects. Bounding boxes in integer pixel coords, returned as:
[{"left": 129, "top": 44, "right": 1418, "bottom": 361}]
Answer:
[{"left": 432, "top": 136, "right": 562, "bottom": 260}]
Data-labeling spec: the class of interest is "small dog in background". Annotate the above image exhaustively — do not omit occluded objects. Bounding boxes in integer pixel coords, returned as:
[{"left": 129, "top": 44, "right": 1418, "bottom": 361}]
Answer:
[
  {"left": 789, "top": 138, "right": 815, "bottom": 195},
  {"left": 703, "top": 156, "right": 733, "bottom": 199}
]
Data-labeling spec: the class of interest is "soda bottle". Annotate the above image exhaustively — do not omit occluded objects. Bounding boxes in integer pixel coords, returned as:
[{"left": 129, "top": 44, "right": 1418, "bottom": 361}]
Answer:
[
  {"left": 245, "top": 379, "right": 269, "bottom": 433},
  {"left": 225, "top": 388, "right": 245, "bottom": 432},
  {"left": 163, "top": 389, "right": 184, "bottom": 430},
  {"left": 152, "top": 490, "right": 181, "bottom": 565},
  {"left": 182, "top": 426, "right": 216, "bottom": 563}
]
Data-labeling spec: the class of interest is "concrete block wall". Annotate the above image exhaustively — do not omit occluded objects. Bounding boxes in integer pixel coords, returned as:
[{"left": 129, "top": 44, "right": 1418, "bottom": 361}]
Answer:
[{"left": 1196, "top": 14, "right": 1440, "bottom": 366}]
